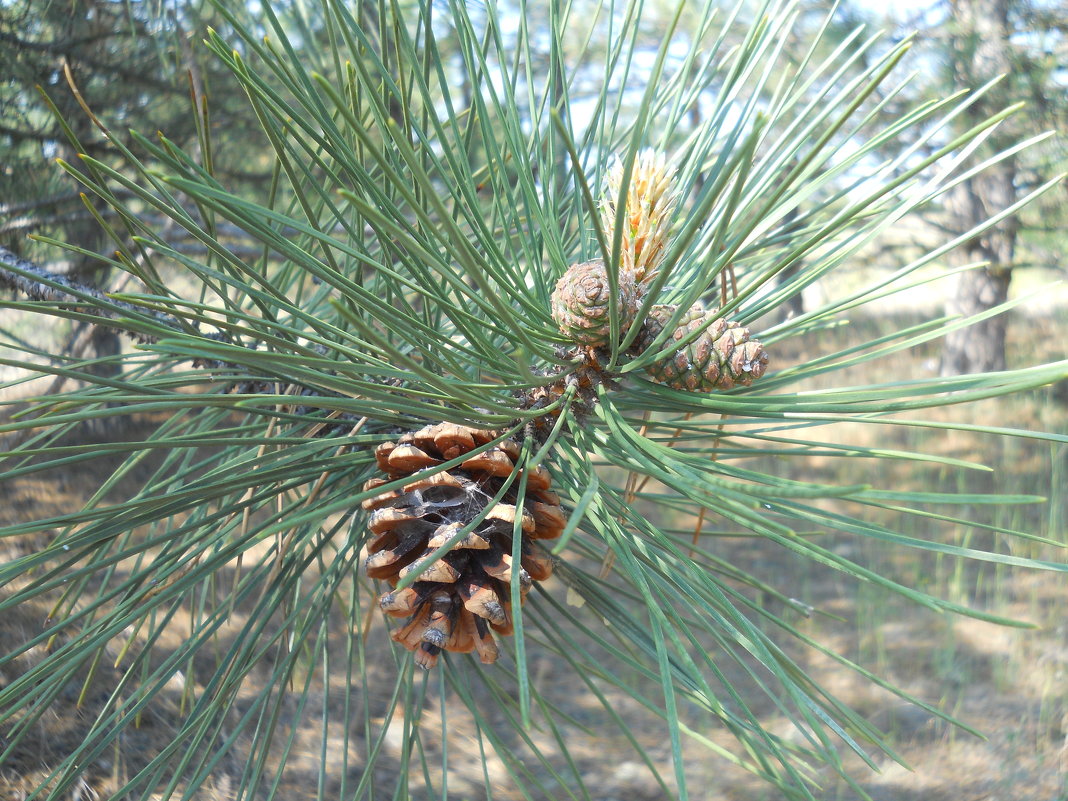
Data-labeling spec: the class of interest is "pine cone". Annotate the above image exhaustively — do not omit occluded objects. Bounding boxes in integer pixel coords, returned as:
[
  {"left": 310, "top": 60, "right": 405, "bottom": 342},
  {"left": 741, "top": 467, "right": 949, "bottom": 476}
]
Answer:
[
  {"left": 551, "top": 259, "right": 640, "bottom": 348},
  {"left": 635, "top": 304, "right": 770, "bottom": 391},
  {"left": 362, "top": 423, "right": 566, "bottom": 668}
]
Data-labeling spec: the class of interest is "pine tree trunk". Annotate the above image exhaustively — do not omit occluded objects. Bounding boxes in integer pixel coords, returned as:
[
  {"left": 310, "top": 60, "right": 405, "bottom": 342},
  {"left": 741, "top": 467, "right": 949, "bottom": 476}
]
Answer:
[
  {"left": 49, "top": 2, "right": 123, "bottom": 423},
  {"left": 777, "top": 206, "right": 805, "bottom": 323},
  {"left": 940, "top": 0, "right": 1017, "bottom": 376},
  {"left": 941, "top": 259, "right": 1011, "bottom": 375}
]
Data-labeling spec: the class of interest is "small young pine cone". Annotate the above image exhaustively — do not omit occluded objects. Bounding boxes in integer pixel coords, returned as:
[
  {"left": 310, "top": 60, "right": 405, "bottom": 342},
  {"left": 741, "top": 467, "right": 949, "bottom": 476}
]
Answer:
[
  {"left": 550, "top": 258, "right": 640, "bottom": 348},
  {"left": 635, "top": 304, "right": 770, "bottom": 392}
]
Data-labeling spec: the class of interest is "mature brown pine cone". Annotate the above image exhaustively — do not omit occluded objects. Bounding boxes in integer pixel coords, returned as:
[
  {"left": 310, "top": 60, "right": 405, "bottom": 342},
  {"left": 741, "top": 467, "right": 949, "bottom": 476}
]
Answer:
[
  {"left": 635, "top": 304, "right": 770, "bottom": 391},
  {"left": 362, "top": 423, "right": 565, "bottom": 668},
  {"left": 551, "top": 258, "right": 640, "bottom": 348}
]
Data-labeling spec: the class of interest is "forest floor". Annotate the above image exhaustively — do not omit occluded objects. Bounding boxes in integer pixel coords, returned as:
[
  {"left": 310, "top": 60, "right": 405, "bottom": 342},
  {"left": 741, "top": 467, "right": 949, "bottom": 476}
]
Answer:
[{"left": 1, "top": 297, "right": 1066, "bottom": 800}]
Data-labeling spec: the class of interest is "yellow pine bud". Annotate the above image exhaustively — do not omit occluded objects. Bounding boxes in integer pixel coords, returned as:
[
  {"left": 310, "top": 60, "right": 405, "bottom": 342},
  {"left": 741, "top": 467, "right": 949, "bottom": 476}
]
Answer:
[{"left": 600, "top": 150, "right": 680, "bottom": 284}]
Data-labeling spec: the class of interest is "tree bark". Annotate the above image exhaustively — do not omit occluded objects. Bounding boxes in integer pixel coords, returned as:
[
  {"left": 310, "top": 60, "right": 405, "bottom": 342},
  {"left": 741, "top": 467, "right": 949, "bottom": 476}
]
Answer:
[
  {"left": 940, "top": 0, "right": 1017, "bottom": 376},
  {"left": 941, "top": 169, "right": 1015, "bottom": 375}
]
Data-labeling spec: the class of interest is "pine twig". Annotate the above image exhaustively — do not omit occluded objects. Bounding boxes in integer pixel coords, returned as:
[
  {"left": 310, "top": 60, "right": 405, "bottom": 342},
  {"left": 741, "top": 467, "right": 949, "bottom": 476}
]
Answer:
[
  {"left": 0, "top": 245, "right": 180, "bottom": 343},
  {"left": 0, "top": 246, "right": 426, "bottom": 439}
]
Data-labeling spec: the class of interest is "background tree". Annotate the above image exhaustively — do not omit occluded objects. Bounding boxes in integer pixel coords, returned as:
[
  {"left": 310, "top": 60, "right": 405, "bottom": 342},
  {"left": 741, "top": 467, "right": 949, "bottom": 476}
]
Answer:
[
  {"left": 938, "top": 0, "right": 1061, "bottom": 374},
  {"left": 0, "top": 0, "right": 270, "bottom": 383},
  {"left": 806, "top": 0, "right": 1068, "bottom": 373}
]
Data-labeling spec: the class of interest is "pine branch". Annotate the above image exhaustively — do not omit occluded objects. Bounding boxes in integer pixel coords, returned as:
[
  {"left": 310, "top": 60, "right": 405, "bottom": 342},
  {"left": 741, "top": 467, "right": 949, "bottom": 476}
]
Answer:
[
  {"left": 0, "top": 244, "right": 179, "bottom": 343},
  {"left": 0, "top": 210, "right": 103, "bottom": 237},
  {"left": 0, "top": 191, "right": 85, "bottom": 216},
  {"left": 0, "top": 245, "right": 434, "bottom": 435},
  {"left": 0, "top": 244, "right": 302, "bottom": 385}
]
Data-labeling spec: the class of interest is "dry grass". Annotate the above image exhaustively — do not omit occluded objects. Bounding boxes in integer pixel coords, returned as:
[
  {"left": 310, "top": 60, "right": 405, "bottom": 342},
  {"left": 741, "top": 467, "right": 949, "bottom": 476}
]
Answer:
[{"left": 1, "top": 308, "right": 1066, "bottom": 800}]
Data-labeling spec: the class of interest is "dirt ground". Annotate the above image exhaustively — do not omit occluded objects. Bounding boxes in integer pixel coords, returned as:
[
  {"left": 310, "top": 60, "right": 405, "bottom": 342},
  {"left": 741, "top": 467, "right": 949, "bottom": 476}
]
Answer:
[{"left": 1, "top": 308, "right": 1066, "bottom": 801}]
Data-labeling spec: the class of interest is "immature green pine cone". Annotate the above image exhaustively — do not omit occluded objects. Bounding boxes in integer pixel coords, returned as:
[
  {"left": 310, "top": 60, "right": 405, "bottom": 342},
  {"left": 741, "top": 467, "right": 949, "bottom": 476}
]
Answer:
[
  {"left": 636, "top": 304, "right": 770, "bottom": 391},
  {"left": 551, "top": 258, "right": 640, "bottom": 348}
]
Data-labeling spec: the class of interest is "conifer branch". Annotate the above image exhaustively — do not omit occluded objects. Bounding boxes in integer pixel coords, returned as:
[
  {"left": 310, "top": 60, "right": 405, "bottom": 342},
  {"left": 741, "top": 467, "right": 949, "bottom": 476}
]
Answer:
[
  {"left": 0, "top": 246, "right": 537, "bottom": 434},
  {"left": 0, "top": 245, "right": 179, "bottom": 343}
]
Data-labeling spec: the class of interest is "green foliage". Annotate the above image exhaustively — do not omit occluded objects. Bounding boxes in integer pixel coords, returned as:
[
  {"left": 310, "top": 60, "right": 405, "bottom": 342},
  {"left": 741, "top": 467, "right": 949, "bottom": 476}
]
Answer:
[
  {"left": 0, "top": 0, "right": 1066, "bottom": 799},
  {"left": 0, "top": 0, "right": 271, "bottom": 268}
]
